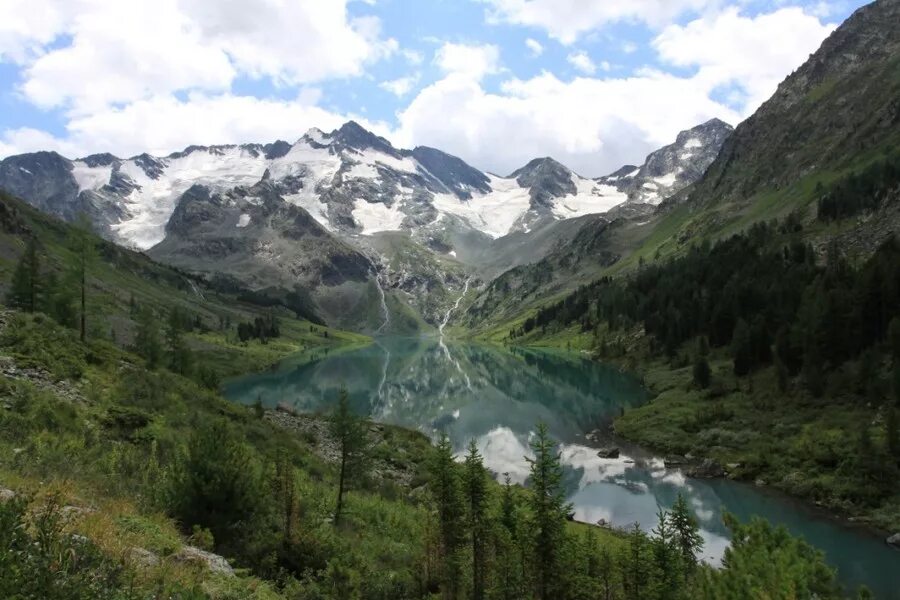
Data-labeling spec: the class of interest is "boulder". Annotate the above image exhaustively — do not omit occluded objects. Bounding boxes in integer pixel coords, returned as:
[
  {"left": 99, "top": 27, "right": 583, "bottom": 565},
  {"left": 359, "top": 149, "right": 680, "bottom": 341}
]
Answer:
[
  {"left": 685, "top": 459, "right": 725, "bottom": 479},
  {"left": 887, "top": 533, "right": 900, "bottom": 548},
  {"left": 597, "top": 447, "right": 620, "bottom": 459},
  {"left": 0, "top": 487, "right": 16, "bottom": 502},
  {"left": 664, "top": 456, "right": 687, "bottom": 468},
  {"left": 173, "top": 545, "right": 234, "bottom": 576},
  {"left": 128, "top": 547, "right": 161, "bottom": 568}
]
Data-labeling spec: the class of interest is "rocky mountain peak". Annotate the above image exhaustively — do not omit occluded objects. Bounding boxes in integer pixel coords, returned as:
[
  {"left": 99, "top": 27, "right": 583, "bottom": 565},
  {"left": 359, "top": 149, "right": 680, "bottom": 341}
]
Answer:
[
  {"left": 598, "top": 119, "right": 733, "bottom": 205},
  {"left": 329, "top": 121, "right": 401, "bottom": 158},
  {"left": 509, "top": 157, "right": 577, "bottom": 211}
]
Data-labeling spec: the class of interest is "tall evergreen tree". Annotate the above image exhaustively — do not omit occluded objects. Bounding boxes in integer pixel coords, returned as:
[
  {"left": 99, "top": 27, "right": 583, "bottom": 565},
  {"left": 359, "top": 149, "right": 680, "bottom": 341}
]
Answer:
[
  {"left": 429, "top": 434, "right": 466, "bottom": 600},
  {"left": 68, "top": 214, "right": 97, "bottom": 342},
  {"left": 133, "top": 306, "right": 162, "bottom": 368},
  {"left": 328, "top": 387, "right": 368, "bottom": 526},
  {"left": 526, "top": 423, "right": 571, "bottom": 600},
  {"left": 669, "top": 494, "right": 704, "bottom": 571},
  {"left": 166, "top": 308, "right": 194, "bottom": 375},
  {"left": 6, "top": 237, "right": 40, "bottom": 313},
  {"left": 463, "top": 439, "right": 488, "bottom": 600}
]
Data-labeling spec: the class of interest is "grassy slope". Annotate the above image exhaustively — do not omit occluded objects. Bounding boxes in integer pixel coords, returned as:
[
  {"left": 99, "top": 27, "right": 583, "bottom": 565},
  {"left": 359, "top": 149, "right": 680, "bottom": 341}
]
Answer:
[{"left": 0, "top": 310, "right": 432, "bottom": 597}]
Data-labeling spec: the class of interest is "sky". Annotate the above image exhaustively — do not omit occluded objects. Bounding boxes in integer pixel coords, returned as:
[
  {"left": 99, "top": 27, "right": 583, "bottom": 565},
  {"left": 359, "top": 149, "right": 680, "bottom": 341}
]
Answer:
[{"left": 0, "top": 0, "right": 868, "bottom": 177}]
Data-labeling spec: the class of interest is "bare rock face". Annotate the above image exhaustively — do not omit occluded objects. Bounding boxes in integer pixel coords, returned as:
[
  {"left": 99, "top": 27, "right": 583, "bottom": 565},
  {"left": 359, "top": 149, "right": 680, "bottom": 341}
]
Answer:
[
  {"left": 598, "top": 119, "right": 734, "bottom": 206},
  {"left": 173, "top": 546, "right": 235, "bottom": 577}
]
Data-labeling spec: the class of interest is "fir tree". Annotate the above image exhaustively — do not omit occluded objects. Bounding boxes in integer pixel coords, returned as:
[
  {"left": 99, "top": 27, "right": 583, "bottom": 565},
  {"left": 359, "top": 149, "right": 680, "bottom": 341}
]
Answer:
[
  {"left": 669, "top": 494, "right": 704, "bottom": 570},
  {"left": 166, "top": 308, "right": 194, "bottom": 376},
  {"left": 429, "top": 433, "right": 466, "bottom": 600},
  {"left": 68, "top": 214, "right": 97, "bottom": 342},
  {"left": 328, "top": 387, "right": 368, "bottom": 526},
  {"left": 133, "top": 306, "right": 162, "bottom": 368},
  {"left": 526, "top": 423, "right": 571, "bottom": 600},
  {"left": 6, "top": 237, "right": 40, "bottom": 313},
  {"left": 692, "top": 355, "right": 711, "bottom": 389},
  {"left": 463, "top": 439, "right": 488, "bottom": 600}
]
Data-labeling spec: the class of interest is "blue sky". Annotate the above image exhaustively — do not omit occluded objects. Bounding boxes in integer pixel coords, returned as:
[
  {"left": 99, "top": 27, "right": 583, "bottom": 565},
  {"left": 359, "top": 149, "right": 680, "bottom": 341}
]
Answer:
[{"left": 0, "top": 0, "right": 868, "bottom": 176}]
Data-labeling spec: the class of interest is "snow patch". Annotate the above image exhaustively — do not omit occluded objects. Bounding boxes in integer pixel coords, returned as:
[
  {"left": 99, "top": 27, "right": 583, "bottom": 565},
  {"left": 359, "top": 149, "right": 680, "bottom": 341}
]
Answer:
[
  {"left": 683, "top": 137, "right": 703, "bottom": 149},
  {"left": 653, "top": 172, "right": 678, "bottom": 188},
  {"left": 236, "top": 214, "right": 251, "bottom": 228},
  {"left": 551, "top": 174, "right": 627, "bottom": 220},
  {"left": 71, "top": 161, "right": 112, "bottom": 192},
  {"left": 432, "top": 175, "right": 531, "bottom": 239},
  {"left": 18, "top": 166, "right": 32, "bottom": 175},
  {"left": 352, "top": 199, "right": 406, "bottom": 235}
]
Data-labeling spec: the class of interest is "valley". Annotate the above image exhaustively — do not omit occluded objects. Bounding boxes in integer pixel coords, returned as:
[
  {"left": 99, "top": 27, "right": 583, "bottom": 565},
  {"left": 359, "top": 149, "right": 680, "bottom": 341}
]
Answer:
[{"left": 1, "top": 0, "right": 900, "bottom": 598}]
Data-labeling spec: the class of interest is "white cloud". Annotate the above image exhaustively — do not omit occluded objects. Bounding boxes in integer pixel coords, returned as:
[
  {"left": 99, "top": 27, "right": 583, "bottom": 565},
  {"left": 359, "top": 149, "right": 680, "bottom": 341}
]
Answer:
[
  {"left": 434, "top": 42, "right": 501, "bottom": 80},
  {"left": 567, "top": 51, "right": 596, "bottom": 74},
  {"left": 395, "top": 69, "right": 740, "bottom": 177},
  {"left": 525, "top": 38, "right": 544, "bottom": 57},
  {"left": 0, "top": 93, "right": 388, "bottom": 159},
  {"left": 380, "top": 74, "right": 420, "bottom": 97},
  {"left": 654, "top": 7, "right": 836, "bottom": 114},
  {"left": 480, "top": 0, "right": 718, "bottom": 44},
  {"left": 8, "top": 0, "right": 396, "bottom": 113},
  {"left": 402, "top": 48, "right": 425, "bottom": 65}
]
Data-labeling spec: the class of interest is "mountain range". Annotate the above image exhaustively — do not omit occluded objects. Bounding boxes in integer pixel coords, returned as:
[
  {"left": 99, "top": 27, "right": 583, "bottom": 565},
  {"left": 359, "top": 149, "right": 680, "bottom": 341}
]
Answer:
[{"left": 0, "top": 114, "right": 732, "bottom": 331}]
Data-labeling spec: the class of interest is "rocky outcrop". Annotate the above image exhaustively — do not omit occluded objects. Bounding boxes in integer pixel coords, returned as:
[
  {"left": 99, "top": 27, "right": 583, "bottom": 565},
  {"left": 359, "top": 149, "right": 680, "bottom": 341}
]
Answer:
[
  {"left": 887, "top": 533, "right": 900, "bottom": 548},
  {"left": 598, "top": 119, "right": 733, "bottom": 206},
  {"left": 173, "top": 546, "right": 235, "bottom": 576},
  {"left": 596, "top": 447, "right": 620, "bottom": 459}
]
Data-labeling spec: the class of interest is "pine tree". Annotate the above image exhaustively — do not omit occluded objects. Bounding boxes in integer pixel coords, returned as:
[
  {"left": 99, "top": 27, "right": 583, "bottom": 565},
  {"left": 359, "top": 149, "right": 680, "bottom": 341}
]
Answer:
[
  {"left": 429, "top": 433, "right": 466, "bottom": 600},
  {"left": 651, "top": 507, "right": 682, "bottom": 598},
  {"left": 133, "top": 306, "right": 162, "bottom": 368},
  {"left": 886, "top": 406, "right": 899, "bottom": 465},
  {"left": 731, "top": 318, "right": 753, "bottom": 376},
  {"left": 166, "top": 308, "right": 194, "bottom": 376},
  {"left": 463, "top": 439, "right": 488, "bottom": 600},
  {"left": 6, "top": 237, "right": 40, "bottom": 313},
  {"left": 692, "top": 355, "right": 711, "bottom": 389},
  {"left": 526, "top": 422, "right": 571, "bottom": 600},
  {"left": 68, "top": 214, "right": 97, "bottom": 342},
  {"left": 495, "top": 473, "right": 524, "bottom": 600},
  {"left": 669, "top": 493, "right": 704, "bottom": 570},
  {"left": 622, "top": 524, "right": 652, "bottom": 600},
  {"left": 274, "top": 450, "right": 297, "bottom": 543},
  {"left": 328, "top": 387, "right": 368, "bottom": 526}
]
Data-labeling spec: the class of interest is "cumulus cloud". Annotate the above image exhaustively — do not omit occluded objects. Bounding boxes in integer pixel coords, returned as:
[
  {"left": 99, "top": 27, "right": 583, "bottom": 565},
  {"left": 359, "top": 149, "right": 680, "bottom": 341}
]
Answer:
[
  {"left": 654, "top": 7, "right": 837, "bottom": 113},
  {"left": 394, "top": 5, "right": 836, "bottom": 177},
  {"left": 434, "top": 42, "right": 501, "bottom": 80},
  {"left": 394, "top": 69, "right": 741, "bottom": 177},
  {"left": 525, "top": 38, "right": 544, "bottom": 57},
  {"left": 8, "top": 0, "right": 396, "bottom": 113},
  {"left": 567, "top": 51, "right": 596, "bottom": 74},
  {"left": 480, "top": 0, "right": 718, "bottom": 44},
  {"left": 380, "top": 75, "right": 420, "bottom": 97},
  {"left": 0, "top": 93, "right": 388, "bottom": 159}
]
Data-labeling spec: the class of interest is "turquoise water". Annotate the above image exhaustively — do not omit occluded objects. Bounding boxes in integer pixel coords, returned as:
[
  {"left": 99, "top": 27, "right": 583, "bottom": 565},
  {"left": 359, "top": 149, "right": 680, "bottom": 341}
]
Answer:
[{"left": 224, "top": 337, "right": 900, "bottom": 598}]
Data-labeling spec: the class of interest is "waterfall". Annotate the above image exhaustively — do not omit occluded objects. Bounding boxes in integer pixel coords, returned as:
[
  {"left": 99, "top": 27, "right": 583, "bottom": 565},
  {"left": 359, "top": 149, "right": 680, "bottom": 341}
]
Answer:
[
  {"left": 439, "top": 277, "right": 471, "bottom": 337},
  {"left": 371, "top": 267, "right": 390, "bottom": 335}
]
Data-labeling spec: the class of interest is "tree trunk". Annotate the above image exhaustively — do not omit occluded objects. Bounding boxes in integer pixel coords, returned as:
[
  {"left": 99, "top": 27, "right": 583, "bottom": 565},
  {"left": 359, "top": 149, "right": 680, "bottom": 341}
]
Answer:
[
  {"left": 335, "top": 450, "right": 346, "bottom": 525},
  {"left": 80, "top": 261, "right": 86, "bottom": 343}
]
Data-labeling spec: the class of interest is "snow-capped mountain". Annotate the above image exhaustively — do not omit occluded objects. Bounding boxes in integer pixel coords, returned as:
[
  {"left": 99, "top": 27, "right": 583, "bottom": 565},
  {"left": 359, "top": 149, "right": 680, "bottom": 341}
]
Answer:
[
  {"left": 0, "top": 121, "right": 627, "bottom": 250},
  {"left": 0, "top": 119, "right": 731, "bottom": 333},
  {"left": 598, "top": 119, "right": 733, "bottom": 205}
]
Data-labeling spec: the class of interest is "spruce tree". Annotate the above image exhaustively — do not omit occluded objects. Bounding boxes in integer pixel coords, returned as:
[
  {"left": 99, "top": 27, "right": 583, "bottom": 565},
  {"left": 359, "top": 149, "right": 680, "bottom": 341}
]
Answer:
[
  {"left": 692, "top": 355, "right": 711, "bottom": 389},
  {"left": 463, "top": 439, "right": 488, "bottom": 600},
  {"left": 7, "top": 237, "right": 40, "bottom": 313},
  {"left": 651, "top": 507, "right": 682, "bottom": 598},
  {"left": 731, "top": 318, "right": 753, "bottom": 376},
  {"left": 328, "top": 387, "right": 368, "bottom": 526},
  {"left": 429, "top": 433, "right": 465, "bottom": 599},
  {"left": 68, "top": 214, "right": 97, "bottom": 342},
  {"left": 526, "top": 423, "right": 571, "bottom": 600},
  {"left": 669, "top": 493, "right": 704, "bottom": 570},
  {"left": 166, "top": 308, "right": 194, "bottom": 376},
  {"left": 134, "top": 306, "right": 162, "bottom": 368}
]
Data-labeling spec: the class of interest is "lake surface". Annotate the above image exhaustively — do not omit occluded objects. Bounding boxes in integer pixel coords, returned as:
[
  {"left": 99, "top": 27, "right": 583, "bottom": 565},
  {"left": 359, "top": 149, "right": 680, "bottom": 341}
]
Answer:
[{"left": 224, "top": 336, "right": 900, "bottom": 598}]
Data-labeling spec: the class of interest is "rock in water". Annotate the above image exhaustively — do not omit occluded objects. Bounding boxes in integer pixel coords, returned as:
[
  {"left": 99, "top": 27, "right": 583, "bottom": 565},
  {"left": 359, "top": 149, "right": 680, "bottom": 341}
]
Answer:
[
  {"left": 597, "top": 447, "right": 620, "bottom": 459},
  {"left": 887, "top": 533, "right": 900, "bottom": 548}
]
